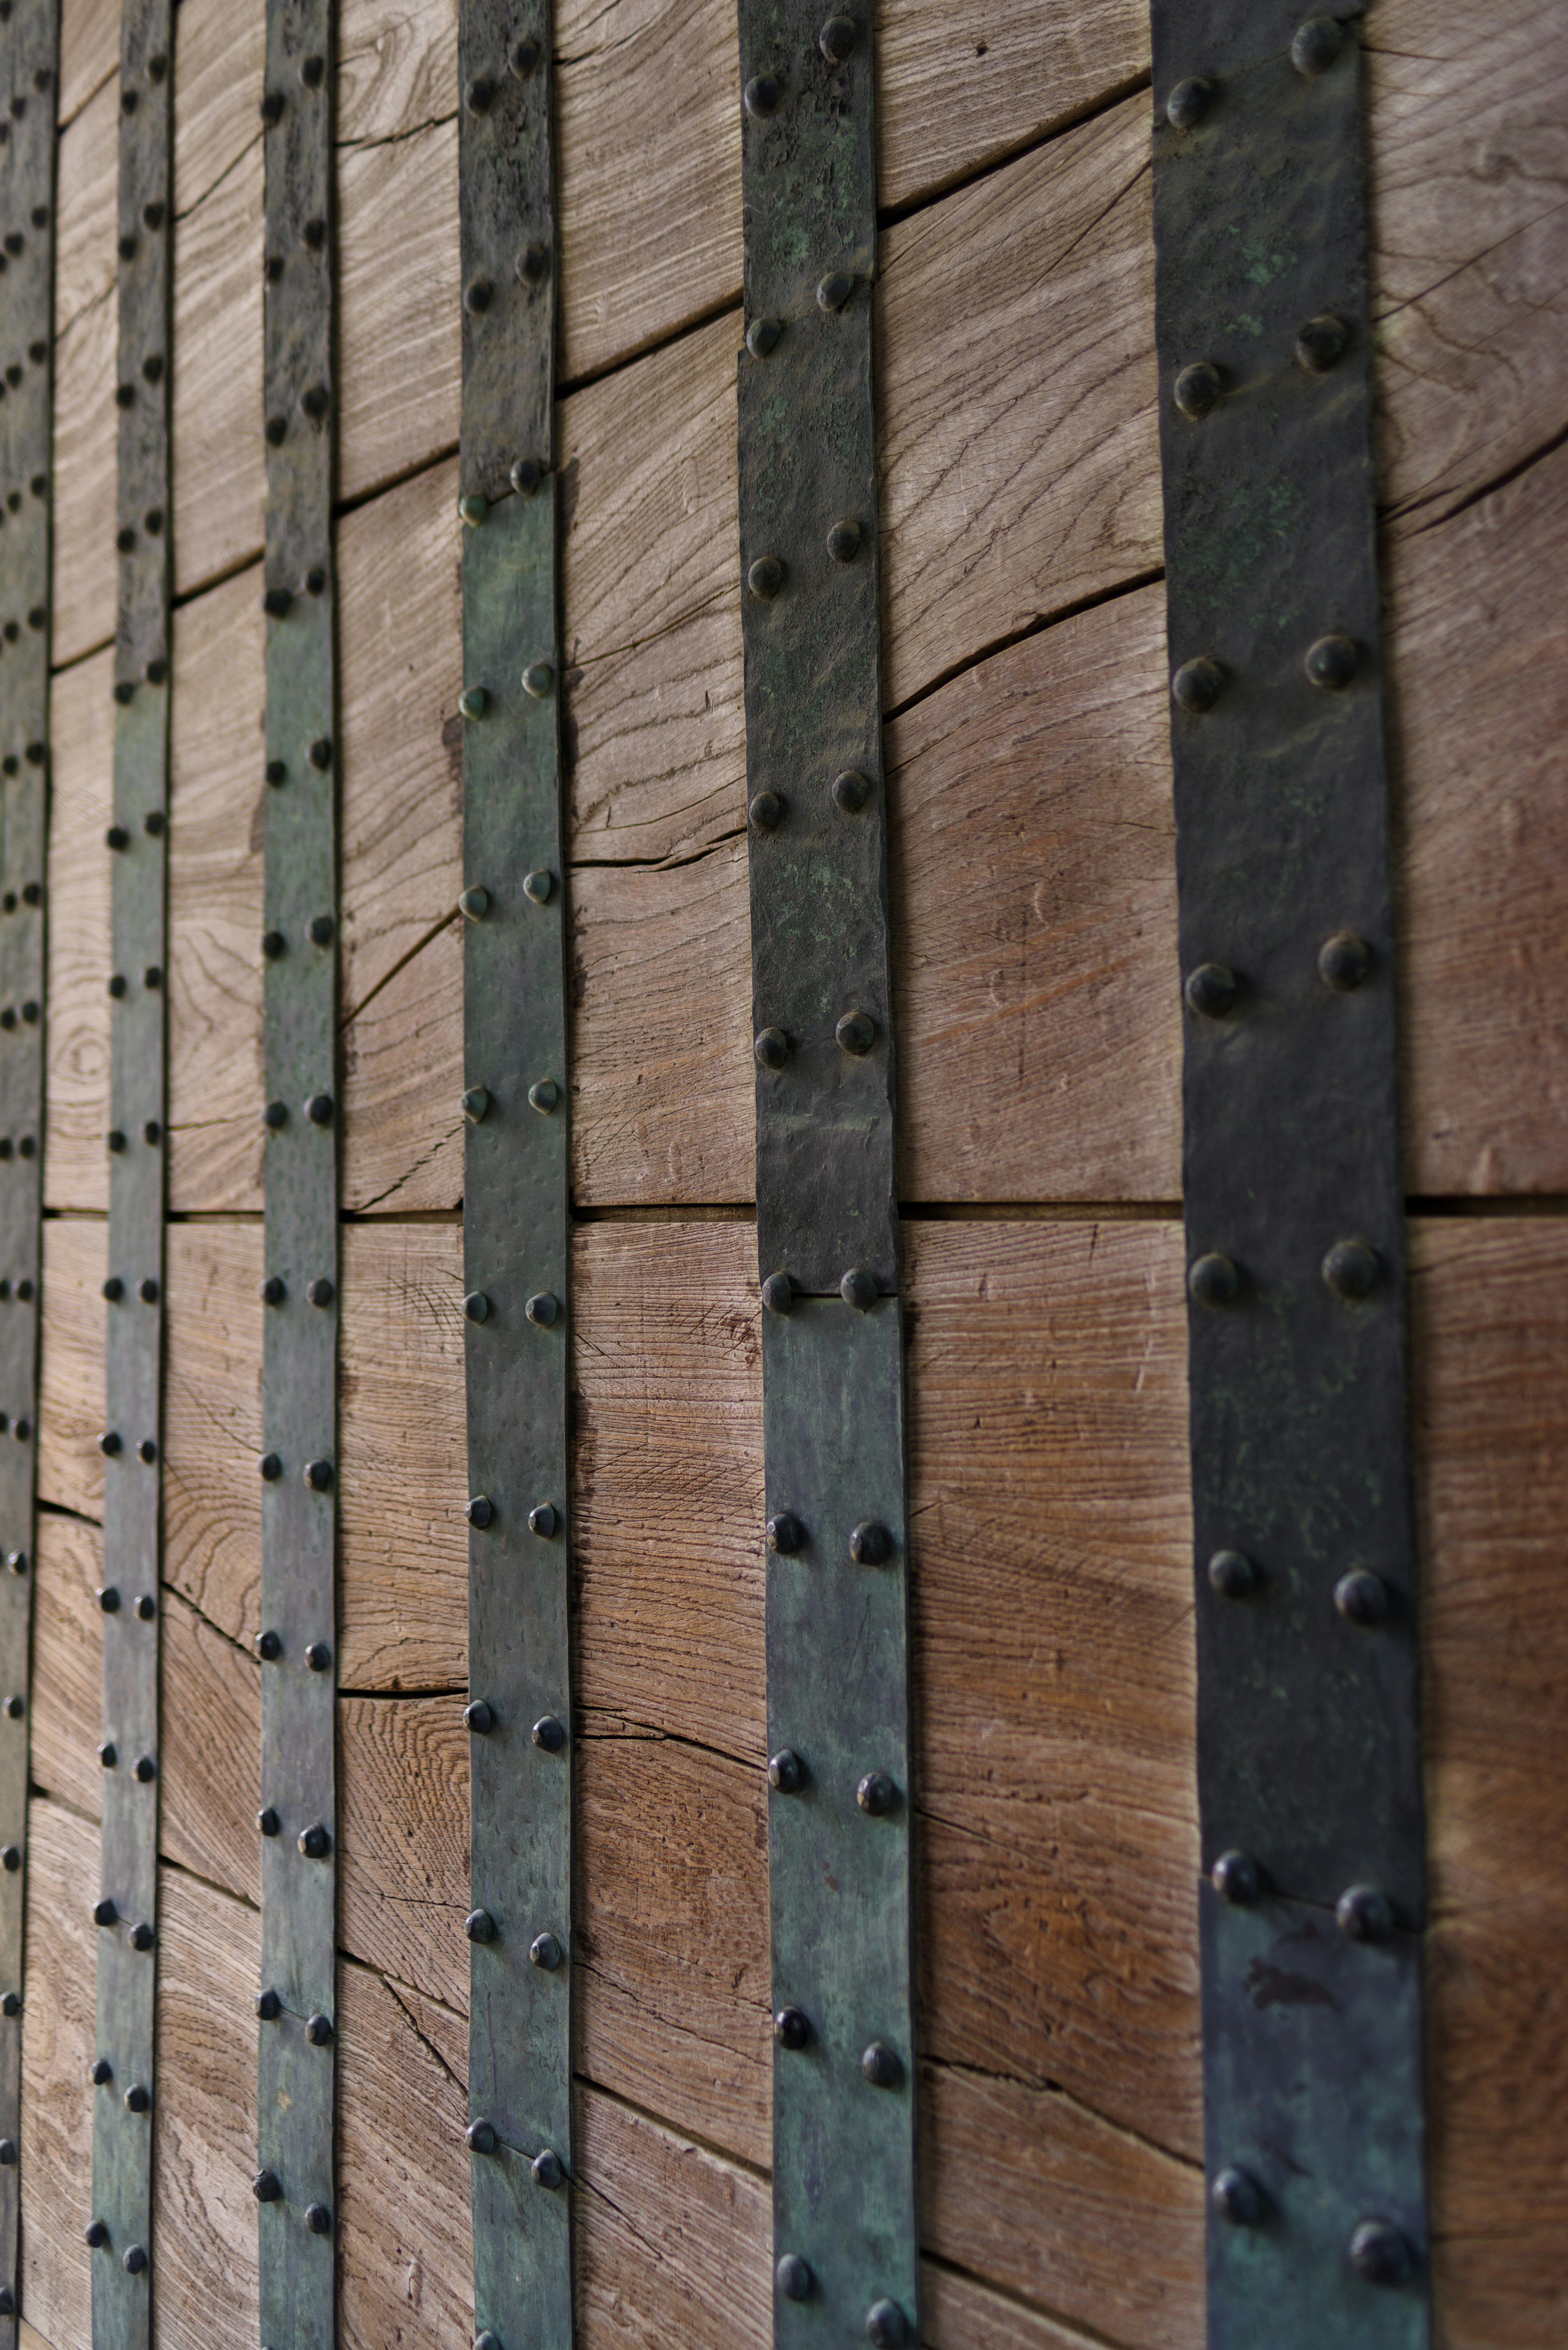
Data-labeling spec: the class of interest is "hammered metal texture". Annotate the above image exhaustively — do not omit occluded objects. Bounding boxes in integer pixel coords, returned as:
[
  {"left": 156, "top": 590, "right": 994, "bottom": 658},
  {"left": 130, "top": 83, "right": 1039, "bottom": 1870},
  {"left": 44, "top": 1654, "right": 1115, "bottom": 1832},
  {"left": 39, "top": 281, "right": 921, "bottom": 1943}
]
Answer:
[
  {"left": 737, "top": 5, "right": 916, "bottom": 2338},
  {"left": 258, "top": 6, "right": 338, "bottom": 2343},
  {"left": 737, "top": 1, "right": 893, "bottom": 1299},
  {"left": 0, "top": 9, "right": 56, "bottom": 2336},
  {"left": 92, "top": 9, "right": 171, "bottom": 2345},
  {"left": 1149, "top": 8, "right": 1429, "bottom": 2339},
  {"left": 764, "top": 1301, "right": 915, "bottom": 2346},
  {"left": 459, "top": 7, "right": 571, "bottom": 2340}
]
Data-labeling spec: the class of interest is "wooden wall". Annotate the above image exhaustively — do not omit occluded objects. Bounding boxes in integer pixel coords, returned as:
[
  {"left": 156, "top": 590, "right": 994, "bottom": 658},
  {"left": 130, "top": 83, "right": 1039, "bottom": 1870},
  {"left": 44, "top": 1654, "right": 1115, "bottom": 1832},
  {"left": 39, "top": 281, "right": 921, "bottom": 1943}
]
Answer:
[{"left": 17, "top": 0, "right": 1568, "bottom": 2344}]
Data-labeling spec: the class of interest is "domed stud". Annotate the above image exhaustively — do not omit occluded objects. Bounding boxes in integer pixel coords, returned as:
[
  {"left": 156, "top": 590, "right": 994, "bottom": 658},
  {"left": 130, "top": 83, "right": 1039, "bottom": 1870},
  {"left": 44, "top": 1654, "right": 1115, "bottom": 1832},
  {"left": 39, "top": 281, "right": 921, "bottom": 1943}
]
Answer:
[
  {"left": 1210, "top": 1849, "right": 1262, "bottom": 1906},
  {"left": 525, "top": 1291, "right": 558, "bottom": 1327},
  {"left": 1184, "top": 961, "right": 1238, "bottom": 1019},
  {"left": 464, "top": 1700, "right": 494, "bottom": 1735},
  {"left": 1318, "top": 930, "right": 1371, "bottom": 991},
  {"left": 819, "top": 15, "right": 858, "bottom": 62},
  {"left": 1188, "top": 1251, "right": 1240, "bottom": 1308},
  {"left": 532, "top": 1716, "right": 567, "bottom": 1752},
  {"left": 1165, "top": 76, "right": 1212, "bottom": 130},
  {"left": 836, "top": 1009, "right": 876, "bottom": 1057},
  {"left": 1207, "top": 1549, "right": 1258, "bottom": 1599},
  {"left": 532, "top": 2148, "right": 565, "bottom": 2189},
  {"left": 252, "top": 2168, "right": 282, "bottom": 2203},
  {"left": 866, "top": 2301, "right": 909, "bottom": 2348},
  {"left": 1348, "top": 2217, "right": 1413, "bottom": 2285},
  {"left": 747, "top": 555, "right": 784, "bottom": 601},
  {"left": 1211, "top": 2165, "right": 1265, "bottom": 2226},
  {"left": 297, "top": 1822, "right": 331, "bottom": 1859},
  {"left": 1172, "top": 656, "right": 1225, "bottom": 713},
  {"left": 840, "top": 1268, "right": 878, "bottom": 1311},
  {"left": 856, "top": 1771, "right": 895, "bottom": 1817},
  {"left": 305, "top": 2204, "right": 332, "bottom": 2236},
  {"left": 1292, "top": 17, "right": 1344, "bottom": 77},
  {"left": 827, "top": 517, "right": 862, "bottom": 564},
  {"left": 760, "top": 1271, "right": 792, "bottom": 1314},
  {"left": 817, "top": 271, "right": 854, "bottom": 312},
  {"left": 1334, "top": 1566, "right": 1390, "bottom": 1627},
  {"left": 748, "top": 789, "right": 783, "bottom": 834},
  {"left": 1174, "top": 361, "right": 1222, "bottom": 419},
  {"left": 529, "top": 1931, "right": 563, "bottom": 1971},
  {"left": 511, "top": 457, "right": 543, "bottom": 495},
  {"left": 459, "top": 686, "right": 487, "bottom": 721},
  {"left": 522, "top": 664, "right": 553, "bottom": 700},
  {"left": 776, "top": 2252, "right": 812, "bottom": 2301},
  {"left": 461, "top": 1086, "right": 489, "bottom": 1123},
  {"left": 465, "top": 1908, "right": 494, "bottom": 1943},
  {"left": 772, "top": 2005, "right": 810, "bottom": 2049},
  {"left": 743, "top": 72, "right": 780, "bottom": 117},
  {"left": 1296, "top": 312, "right": 1348, "bottom": 374},
  {"left": 766, "top": 1512, "right": 804, "bottom": 1556},
  {"left": 1322, "top": 1238, "right": 1379, "bottom": 1302},
  {"left": 458, "top": 494, "right": 487, "bottom": 528},
  {"left": 1336, "top": 1883, "right": 1394, "bottom": 1943},
  {"left": 528, "top": 1503, "right": 558, "bottom": 1538},
  {"left": 466, "top": 1496, "right": 494, "bottom": 1529},
  {"left": 1305, "top": 633, "right": 1359, "bottom": 691},
  {"left": 745, "top": 317, "right": 782, "bottom": 359},
  {"left": 861, "top": 2041, "right": 902, "bottom": 2089},
  {"left": 466, "top": 2118, "right": 497, "bottom": 2154},
  {"left": 754, "top": 1026, "right": 788, "bottom": 1072},
  {"left": 767, "top": 1749, "right": 802, "bottom": 1793},
  {"left": 849, "top": 1520, "right": 892, "bottom": 1566},
  {"left": 832, "top": 768, "right": 869, "bottom": 813},
  {"left": 528, "top": 1079, "right": 559, "bottom": 1114},
  {"left": 462, "top": 1291, "right": 490, "bottom": 1324},
  {"left": 306, "top": 2011, "right": 333, "bottom": 2046}
]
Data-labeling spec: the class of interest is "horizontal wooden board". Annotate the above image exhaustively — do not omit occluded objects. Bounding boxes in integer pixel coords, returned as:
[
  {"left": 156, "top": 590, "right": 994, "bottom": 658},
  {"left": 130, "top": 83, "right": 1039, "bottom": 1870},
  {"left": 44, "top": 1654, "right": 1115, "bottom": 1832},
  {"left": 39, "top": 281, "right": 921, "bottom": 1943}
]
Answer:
[
  {"left": 58, "top": 0, "right": 118, "bottom": 131},
  {"left": 18, "top": 1800, "right": 95, "bottom": 2350}
]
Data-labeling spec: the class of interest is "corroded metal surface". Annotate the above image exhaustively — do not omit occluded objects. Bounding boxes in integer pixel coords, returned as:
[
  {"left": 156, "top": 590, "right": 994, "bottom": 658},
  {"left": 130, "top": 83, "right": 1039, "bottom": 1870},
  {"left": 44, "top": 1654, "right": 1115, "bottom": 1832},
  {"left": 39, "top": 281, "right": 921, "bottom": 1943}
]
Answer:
[
  {"left": 737, "top": 3, "right": 917, "bottom": 2341},
  {"left": 258, "top": 4, "right": 338, "bottom": 2343},
  {"left": 92, "top": 6, "right": 171, "bottom": 2344},
  {"left": 0, "top": 5, "right": 56, "bottom": 2339},
  {"left": 459, "top": 4, "right": 572, "bottom": 2341},
  {"left": 1149, "top": 7, "right": 1429, "bottom": 2339}
]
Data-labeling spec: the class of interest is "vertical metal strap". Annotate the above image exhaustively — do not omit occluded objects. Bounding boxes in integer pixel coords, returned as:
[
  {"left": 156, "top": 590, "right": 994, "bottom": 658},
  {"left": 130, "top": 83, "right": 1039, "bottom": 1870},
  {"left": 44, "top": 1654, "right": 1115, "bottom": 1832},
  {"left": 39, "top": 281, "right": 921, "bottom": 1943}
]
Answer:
[
  {"left": 1148, "top": 12, "right": 1430, "bottom": 2344},
  {"left": 91, "top": 4, "right": 171, "bottom": 2340},
  {"left": 735, "top": 9, "right": 917, "bottom": 2344},
  {"left": 257, "top": 7, "right": 338, "bottom": 2344},
  {"left": 457, "top": 11, "right": 572, "bottom": 2347},
  {"left": 0, "top": 4, "right": 56, "bottom": 2340}
]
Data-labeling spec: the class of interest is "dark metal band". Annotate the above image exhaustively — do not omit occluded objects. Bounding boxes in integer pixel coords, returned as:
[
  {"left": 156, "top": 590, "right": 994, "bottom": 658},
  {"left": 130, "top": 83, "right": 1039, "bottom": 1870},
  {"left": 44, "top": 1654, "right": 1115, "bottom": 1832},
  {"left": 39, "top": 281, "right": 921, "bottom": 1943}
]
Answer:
[
  {"left": 458, "top": 9, "right": 572, "bottom": 2343},
  {"left": 257, "top": 5, "right": 339, "bottom": 2341},
  {"left": 1149, "top": 11, "right": 1430, "bottom": 2341},
  {"left": 91, "top": 3, "right": 171, "bottom": 2340},
  {"left": 0, "top": 3, "right": 56, "bottom": 2338},
  {"left": 736, "top": 9, "right": 917, "bottom": 2342}
]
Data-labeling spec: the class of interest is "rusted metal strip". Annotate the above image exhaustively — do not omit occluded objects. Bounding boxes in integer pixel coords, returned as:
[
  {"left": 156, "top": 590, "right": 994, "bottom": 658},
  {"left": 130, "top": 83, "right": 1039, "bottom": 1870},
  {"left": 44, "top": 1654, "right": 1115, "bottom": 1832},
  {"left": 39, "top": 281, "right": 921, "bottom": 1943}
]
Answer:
[
  {"left": 736, "top": 6, "right": 917, "bottom": 2341},
  {"left": 256, "top": 6, "right": 339, "bottom": 2344},
  {"left": 1149, "top": 9, "right": 1430, "bottom": 2341},
  {"left": 90, "top": 4, "right": 171, "bottom": 2342},
  {"left": 457, "top": 7, "right": 573, "bottom": 2344},
  {"left": 0, "top": 3, "right": 57, "bottom": 2339}
]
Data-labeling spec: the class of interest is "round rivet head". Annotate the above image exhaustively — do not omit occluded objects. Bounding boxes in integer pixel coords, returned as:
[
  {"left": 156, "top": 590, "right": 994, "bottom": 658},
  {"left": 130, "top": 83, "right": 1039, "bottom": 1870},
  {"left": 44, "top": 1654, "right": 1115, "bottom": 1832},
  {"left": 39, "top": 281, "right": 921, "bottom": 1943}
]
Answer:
[
  {"left": 510, "top": 36, "right": 541, "bottom": 76},
  {"left": 523, "top": 867, "right": 553, "bottom": 903},
  {"left": 746, "top": 316, "right": 782, "bottom": 359},
  {"left": 459, "top": 494, "right": 487, "bottom": 528},
  {"left": 820, "top": 14, "right": 858, "bottom": 60},
  {"left": 1184, "top": 961, "right": 1238, "bottom": 1019},
  {"left": 832, "top": 768, "right": 869, "bottom": 813},
  {"left": 305, "top": 1641, "right": 331, "bottom": 1672},
  {"left": 1292, "top": 16, "right": 1343, "bottom": 76},
  {"left": 530, "top": 1931, "right": 563, "bottom": 1971},
  {"left": 1336, "top": 1883, "right": 1394, "bottom": 1942},
  {"left": 533, "top": 1715, "right": 566, "bottom": 1752},
  {"left": 305, "top": 2204, "right": 332, "bottom": 2236},
  {"left": 1212, "top": 2165, "right": 1265, "bottom": 2226},
  {"left": 1319, "top": 929, "right": 1371, "bottom": 992},
  {"left": 466, "top": 1908, "right": 494, "bottom": 1943},
  {"left": 459, "top": 885, "right": 490, "bottom": 920},
  {"left": 476, "top": 2332, "right": 502, "bottom": 2350},
  {"left": 463, "top": 1291, "right": 491, "bottom": 1325},
  {"left": 306, "top": 1277, "right": 334, "bottom": 1308},
  {"left": 861, "top": 2041, "right": 902, "bottom": 2089},
  {"left": 850, "top": 1520, "right": 892, "bottom": 1566},
  {"left": 307, "top": 1093, "right": 333, "bottom": 1126},
  {"left": 466, "top": 1495, "right": 494, "bottom": 1529},
  {"left": 776, "top": 2253, "right": 812, "bottom": 2301},
  {"left": 252, "top": 2168, "right": 281, "bottom": 2202},
  {"left": 134, "top": 1753, "right": 155, "bottom": 1782},
  {"left": 298, "top": 1822, "right": 331, "bottom": 1859},
  {"left": 464, "top": 76, "right": 493, "bottom": 114},
  {"left": 255, "top": 1629, "right": 281, "bottom": 1661},
  {"left": 761, "top": 1271, "right": 792, "bottom": 1314},
  {"left": 532, "top": 2148, "right": 564, "bottom": 2189},
  {"left": 261, "top": 1269, "right": 285, "bottom": 1302},
  {"left": 257, "top": 1807, "right": 281, "bottom": 1837},
  {"left": 136, "top": 1596, "right": 156, "bottom": 1623},
  {"left": 817, "top": 271, "right": 854, "bottom": 312},
  {"left": 1323, "top": 1238, "right": 1379, "bottom": 1302},
  {"left": 94, "top": 1897, "right": 118, "bottom": 1928},
  {"left": 529, "top": 1079, "right": 559, "bottom": 1114},
  {"left": 264, "top": 1099, "right": 287, "bottom": 1131},
  {"left": 0, "top": 1991, "right": 17, "bottom": 2016},
  {"left": 123, "top": 2245, "right": 147, "bottom": 2275},
  {"left": 1335, "top": 1566, "right": 1390, "bottom": 1627},
  {"left": 0, "top": 1848, "right": 15, "bottom": 1873},
  {"left": 256, "top": 1988, "right": 281, "bottom": 2020},
  {"left": 749, "top": 789, "right": 783, "bottom": 834},
  {"left": 100, "top": 1430, "right": 122, "bottom": 1457},
  {"left": 91, "top": 2057, "right": 113, "bottom": 2084},
  {"left": 1173, "top": 656, "right": 1225, "bottom": 713},
  {"left": 1189, "top": 1251, "right": 1240, "bottom": 1308},
  {"left": 99, "top": 1587, "right": 121, "bottom": 1615},
  {"left": 744, "top": 70, "right": 780, "bottom": 117},
  {"left": 841, "top": 1267, "right": 877, "bottom": 1311},
  {"left": 526, "top": 1291, "right": 558, "bottom": 1327},
  {"left": 754, "top": 1026, "right": 788, "bottom": 1071},
  {"left": 465, "top": 1700, "right": 494, "bottom": 1735},
  {"left": 529, "top": 1503, "right": 558, "bottom": 1538},
  {"left": 768, "top": 1748, "right": 802, "bottom": 1793},
  {"left": 766, "top": 1512, "right": 804, "bottom": 1556},
  {"left": 86, "top": 2219, "right": 108, "bottom": 2248},
  {"left": 523, "top": 663, "right": 553, "bottom": 700},
  {"left": 1349, "top": 2217, "right": 1412, "bottom": 2285},
  {"left": 748, "top": 555, "right": 784, "bottom": 601},
  {"left": 462, "top": 1086, "right": 490, "bottom": 1123},
  {"left": 122, "top": 2082, "right": 149, "bottom": 2114},
  {"left": 1212, "top": 1850, "right": 1262, "bottom": 1906},
  {"left": 466, "top": 2119, "right": 497, "bottom": 2154},
  {"left": 304, "top": 1458, "right": 334, "bottom": 1491},
  {"left": 309, "top": 736, "right": 333, "bottom": 770},
  {"left": 866, "top": 2301, "right": 909, "bottom": 2348},
  {"left": 827, "top": 517, "right": 862, "bottom": 564},
  {"left": 1208, "top": 1549, "right": 1258, "bottom": 1600},
  {"left": 1297, "top": 312, "right": 1348, "bottom": 374},
  {"left": 1306, "top": 633, "right": 1359, "bottom": 691},
  {"left": 459, "top": 686, "right": 487, "bottom": 721},
  {"left": 773, "top": 2005, "right": 810, "bottom": 2049},
  {"left": 464, "top": 279, "right": 492, "bottom": 316},
  {"left": 511, "top": 457, "right": 543, "bottom": 495},
  {"left": 837, "top": 1009, "right": 876, "bottom": 1057},
  {"left": 857, "top": 1771, "right": 895, "bottom": 1816},
  {"left": 1166, "top": 75, "right": 1212, "bottom": 129},
  {"left": 1174, "top": 360, "right": 1222, "bottom": 419}
]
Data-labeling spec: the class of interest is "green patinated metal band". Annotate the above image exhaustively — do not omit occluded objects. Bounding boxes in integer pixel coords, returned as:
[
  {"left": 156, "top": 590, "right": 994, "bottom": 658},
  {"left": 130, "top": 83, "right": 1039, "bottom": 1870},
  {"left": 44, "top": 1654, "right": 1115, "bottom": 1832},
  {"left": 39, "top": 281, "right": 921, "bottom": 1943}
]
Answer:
[
  {"left": 258, "top": 5, "right": 339, "bottom": 2345},
  {"left": 458, "top": 7, "right": 572, "bottom": 2345},
  {"left": 0, "top": 3, "right": 57, "bottom": 2339},
  {"left": 736, "top": 6, "right": 917, "bottom": 2342},
  {"left": 91, "top": 5, "right": 171, "bottom": 2343},
  {"left": 1149, "top": 8, "right": 1430, "bottom": 2341}
]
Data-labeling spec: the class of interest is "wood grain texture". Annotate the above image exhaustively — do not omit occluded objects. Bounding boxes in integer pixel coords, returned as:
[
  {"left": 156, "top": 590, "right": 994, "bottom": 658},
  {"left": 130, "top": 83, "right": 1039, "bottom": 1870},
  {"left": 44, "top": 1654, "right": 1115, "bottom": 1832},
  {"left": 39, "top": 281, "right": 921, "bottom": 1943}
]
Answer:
[
  {"left": 171, "top": 140, "right": 265, "bottom": 607},
  {"left": 339, "top": 0, "right": 454, "bottom": 145},
  {"left": 50, "top": 96, "right": 118, "bottom": 666},
  {"left": 920, "top": 2264, "right": 1109, "bottom": 2350},
  {"left": 42, "top": 646, "right": 113, "bottom": 1216},
  {"left": 58, "top": 0, "right": 119, "bottom": 132},
  {"left": 338, "top": 111, "right": 457, "bottom": 508},
  {"left": 18, "top": 1800, "right": 95, "bottom": 2350}
]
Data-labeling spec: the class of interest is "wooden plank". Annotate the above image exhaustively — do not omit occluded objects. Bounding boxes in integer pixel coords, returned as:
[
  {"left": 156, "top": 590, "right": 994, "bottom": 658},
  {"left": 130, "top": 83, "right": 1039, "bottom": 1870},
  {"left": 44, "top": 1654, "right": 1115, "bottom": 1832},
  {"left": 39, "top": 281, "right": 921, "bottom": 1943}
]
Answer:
[
  {"left": 339, "top": 0, "right": 454, "bottom": 145},
  {"left": 42, "top": 646, "right": 113, "bottom": 1216},
  {"left": 170, "top": 140, "right": 265, "bottom": 611},
  {"left": 53, "top": 65, "right": 116, "bottom": 352},
  {"left": 28, "top": 1509, "right": 104, "bottom": 1826},
  {"left": 920, "top": 2263, "right": 1109, "bottom": 2350},
  {"left": 50, "top": 110, "right": 118, "bottom": 667},
  {"left": 18, "top": 1800, "right": 95, "bottom": 2350},
  {"left": 338, "top": 111, "right": 457, "bottom": 509},
  {"left": 58, "top": 0, "right": 120, "bottom": 131}
]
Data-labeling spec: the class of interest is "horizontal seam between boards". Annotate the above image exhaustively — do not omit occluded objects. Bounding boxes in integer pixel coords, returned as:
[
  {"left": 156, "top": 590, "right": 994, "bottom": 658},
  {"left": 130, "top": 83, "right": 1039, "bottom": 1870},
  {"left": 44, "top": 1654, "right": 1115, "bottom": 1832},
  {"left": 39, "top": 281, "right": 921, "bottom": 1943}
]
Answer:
[
  {"left": 1402, "top": 413, "right": 1568, "bottom": 535},
  {"left": 918, "top": 2248, "right": 1139, "bottom": 2350},
  {"left": 570, "top": 2072, "right": 771, "bottom": 2187},
  {"left": 883, "top": 566, "right": 1166, "bottom": 729},
  {"left": 929, "top": 2053, "right": 1201, "bottom": 2178},
  {"left": 876, "top": 66, "right": 1155, "bottom": 235}
]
